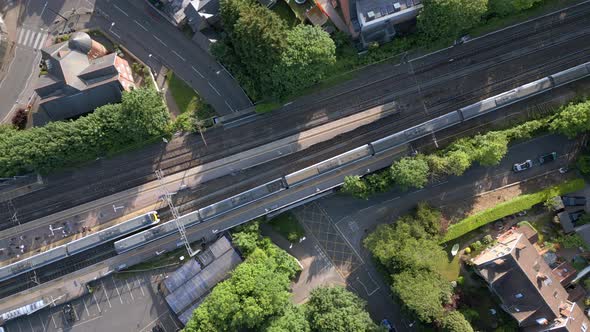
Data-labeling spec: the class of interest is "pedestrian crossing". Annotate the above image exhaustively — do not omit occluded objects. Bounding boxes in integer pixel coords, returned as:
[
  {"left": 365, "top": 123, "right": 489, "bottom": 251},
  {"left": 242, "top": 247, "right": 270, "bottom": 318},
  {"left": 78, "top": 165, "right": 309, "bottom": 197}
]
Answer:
[{"left": 16, "top": 27, "right": 48, "bottom": 50}]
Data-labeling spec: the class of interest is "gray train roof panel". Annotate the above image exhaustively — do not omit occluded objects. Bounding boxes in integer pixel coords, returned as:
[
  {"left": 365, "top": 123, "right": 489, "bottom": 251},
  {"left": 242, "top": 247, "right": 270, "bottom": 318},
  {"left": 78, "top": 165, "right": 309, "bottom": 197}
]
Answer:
[
  {"left": 165, "top": 249, "right": 242, "bottom": 314},
  {"left": 67, "top": 213, "right": 152, "bottom": 254},
  {"left": 178, "top": 298, "right": 204, "bottom": 325},
  {"left": 163, "top": 258, "right": 202, "bottom": 294}
]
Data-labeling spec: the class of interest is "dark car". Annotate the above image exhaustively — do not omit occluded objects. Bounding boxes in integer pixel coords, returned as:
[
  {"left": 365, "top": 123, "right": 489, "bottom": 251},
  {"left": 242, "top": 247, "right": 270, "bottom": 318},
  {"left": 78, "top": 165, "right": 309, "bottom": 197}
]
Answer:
[
  {"left": 513, "top": 160, "right": 533, "bottom": 172},
  {"left": 63, "top": 304, "right": 75, "bottom": 323},
  {"left": 381, "top": 319, "right": 397, "bottom": 332},
  {"left": 539, "top": 152, "right": 557, "bottom": 164}
]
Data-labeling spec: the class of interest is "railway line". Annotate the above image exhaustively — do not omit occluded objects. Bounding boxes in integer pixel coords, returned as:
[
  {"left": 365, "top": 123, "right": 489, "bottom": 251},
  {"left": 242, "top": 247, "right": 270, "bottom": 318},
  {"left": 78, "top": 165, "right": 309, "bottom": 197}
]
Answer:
[
  {"left": 2, "top": 2, "right": 590, "bottom": 233},
  {"left": 0, "top": 60, "right": 587, "bottom": 303}
]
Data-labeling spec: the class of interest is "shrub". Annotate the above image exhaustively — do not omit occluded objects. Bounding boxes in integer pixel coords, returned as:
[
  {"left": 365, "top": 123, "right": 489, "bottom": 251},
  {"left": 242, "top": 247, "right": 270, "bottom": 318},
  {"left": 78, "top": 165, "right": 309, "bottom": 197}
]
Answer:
[
  {"left": 11, "top": 109, "right": 27, "bottom": 130},
  {"left": 464, "top": 247, "right": 471, "bottom": 254},
  {"left": 442, "top": 179, "right": 585, "bottom": 242},
  {"left": 470, "top": 241, "right": 483, "bottom": 251},
  {"left": 481, "top": 235, "right": 493, "bottom": 245}
]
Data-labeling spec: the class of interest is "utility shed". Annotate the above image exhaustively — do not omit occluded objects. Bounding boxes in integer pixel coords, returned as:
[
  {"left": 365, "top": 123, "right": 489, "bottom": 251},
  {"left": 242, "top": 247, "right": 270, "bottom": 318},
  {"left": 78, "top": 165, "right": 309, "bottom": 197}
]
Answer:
[{"left": 163, "top": 236, "right": 242, "bottom": 326}]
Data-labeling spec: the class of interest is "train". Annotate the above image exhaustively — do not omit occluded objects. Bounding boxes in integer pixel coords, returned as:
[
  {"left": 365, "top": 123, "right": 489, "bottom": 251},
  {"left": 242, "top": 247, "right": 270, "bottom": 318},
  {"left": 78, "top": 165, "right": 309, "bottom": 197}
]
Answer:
[
  {"left": 0, "top": 211, "right": 159, "bottom": 283},
  {"left": 114, "top": 61, "right": 590, "bottom": 254}
]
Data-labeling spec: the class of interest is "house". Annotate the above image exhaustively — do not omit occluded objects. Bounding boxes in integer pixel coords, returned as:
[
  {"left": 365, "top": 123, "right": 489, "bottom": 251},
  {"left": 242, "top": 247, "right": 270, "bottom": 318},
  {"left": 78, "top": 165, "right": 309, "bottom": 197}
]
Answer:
[
  {"left": 184, "top": 0, "right": 221, "bottom": 32},
  {"left": 472, "top": 228, "right": 590, "bottom": 331},
  {"left": 334, "top": 0, "right": 422, "bottom": 48},
  {"left": 33, "top": 32, "right": 135, "bottom": 125},
  {"left": 162, "top": 236, "right": 242, "bottom": 326}
]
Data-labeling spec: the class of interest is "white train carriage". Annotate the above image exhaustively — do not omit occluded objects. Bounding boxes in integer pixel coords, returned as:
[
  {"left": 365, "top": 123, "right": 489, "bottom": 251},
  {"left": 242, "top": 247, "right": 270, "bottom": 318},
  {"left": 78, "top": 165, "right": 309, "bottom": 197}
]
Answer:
[{"left": 66, "top": 211, "right": 159, "bottom": 255}]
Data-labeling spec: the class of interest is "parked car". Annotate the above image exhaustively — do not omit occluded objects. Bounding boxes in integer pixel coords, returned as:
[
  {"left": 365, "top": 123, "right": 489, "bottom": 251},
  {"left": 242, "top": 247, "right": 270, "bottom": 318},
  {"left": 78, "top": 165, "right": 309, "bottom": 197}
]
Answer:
[
  {"left": 63, "top": 304, "right": 75, "bottom": 323},
  {"left": 562, "top": 196, "right": 587, "bottom": 206},
  {"left": 539, "top": 152, "right": 557, "bottom": 164},
  {"left": 513, "top": 160, "right": 533, "bottom": 172}
]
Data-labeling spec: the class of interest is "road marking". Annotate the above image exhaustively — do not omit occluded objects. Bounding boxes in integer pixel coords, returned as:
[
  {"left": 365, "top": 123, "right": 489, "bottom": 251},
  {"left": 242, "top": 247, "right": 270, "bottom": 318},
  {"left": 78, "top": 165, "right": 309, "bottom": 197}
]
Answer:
[
  {"left": 111, "top": 276, "right": 124, "bottom": 304},
  {"left": 17, "top": 29, "right": 25, "bottom": 44},
  {"left": 134, "top": 20, "right": 148, "bottom": 32},
  {"left": 37, "top": 33, "right": 47, "bottom": 50},
  {"left": 93, "top": 292, "right": 102, "bottom": 313},
  {"left": 110, "top": 30, "right": 121, "bottom": 38},
  {"left": 135, "top": 276, "right": 146, "bottom": 296},
  {"left": 125, "top": 279, "right": 135, "bottom": 301},
  {"left": 172, "top": 50, "right": 185, "bottom": 61},
  {"left": 51, "top": 311, "right": 58, "bottom": 328},
  {"left": 153, "top": 35, "right": 167, "bottom": 46},
  {"left": 114, "top": 4, "right": 128, "bottom": 16},
  {"left": 37, "top": 314, "right": 46, "bottom": 331},
  {"left": 32, "top": 32, "right": 42, "bottom": 50},
  {"left": 82, "top": 297, "right": 90, "bottom": 316},
  {"left": 23, "top": 29, "right": 32, "bottom": 46},
  {"left": 208, "top": 82, "right": 221, "bottom": 96},
  {"left": 16, "top": 320, "right": 23, "bottom": 332},
  {"left": 27, "top": 318, "right": 34, "bottom": 331},
  {"left": 225, "top": 101, "right": 234, "bottom": 112},
  {"left": 432, "top": 181, "right": 448, "bottom": 188},
  {"left": 101, "top": 280, "right": 112, "bottom": 308},
  {"left": 191, "top": 66, "right": 204, "bottom": 78}
]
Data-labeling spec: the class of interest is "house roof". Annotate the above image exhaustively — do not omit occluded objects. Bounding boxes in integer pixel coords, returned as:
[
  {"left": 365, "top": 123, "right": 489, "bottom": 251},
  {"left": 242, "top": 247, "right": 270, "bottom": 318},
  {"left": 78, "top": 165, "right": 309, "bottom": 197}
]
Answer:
[
  {"left": 473, "top": 229, "right": 589, "bottom": 330},
  {"left": 575, "top": 223, "right": 590, "bottom": 248},
  {"left": 557, "top": 212, "right": 575, "bottom": 233}
]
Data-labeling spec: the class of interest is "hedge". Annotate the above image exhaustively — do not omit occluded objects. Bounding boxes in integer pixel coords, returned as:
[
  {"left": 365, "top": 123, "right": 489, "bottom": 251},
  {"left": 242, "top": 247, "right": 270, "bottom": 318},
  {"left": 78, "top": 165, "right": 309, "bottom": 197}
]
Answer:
[{"left": 442, "top": 178, "right": 585, "bottom": 242}]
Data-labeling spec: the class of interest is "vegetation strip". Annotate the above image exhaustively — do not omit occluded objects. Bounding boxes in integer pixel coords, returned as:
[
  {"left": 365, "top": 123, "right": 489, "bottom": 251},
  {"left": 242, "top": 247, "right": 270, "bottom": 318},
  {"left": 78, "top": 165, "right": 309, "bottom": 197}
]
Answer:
[{"left": 442, "top": 178, "right": 585, "bottom": 242}]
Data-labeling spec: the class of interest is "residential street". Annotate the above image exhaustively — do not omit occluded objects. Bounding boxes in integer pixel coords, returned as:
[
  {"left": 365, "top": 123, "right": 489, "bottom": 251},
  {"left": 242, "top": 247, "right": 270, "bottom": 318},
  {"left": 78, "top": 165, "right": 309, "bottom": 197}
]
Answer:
[{"left": 285, "top": 133, "right": 578, "bottom": 330}]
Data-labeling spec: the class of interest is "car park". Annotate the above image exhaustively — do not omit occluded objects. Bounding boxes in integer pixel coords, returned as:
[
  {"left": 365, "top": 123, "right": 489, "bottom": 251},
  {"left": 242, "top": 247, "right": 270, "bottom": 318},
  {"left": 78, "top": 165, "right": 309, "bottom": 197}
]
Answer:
[
  {"left": 539, "top": 152, "right": 557, "bottom": 164},
  {"left": 63, "top": 304, "right": 75, "bottom": 324},
  {"left": 562, "top": 196, "right": 587, "bottom": 206},
  {"left": 513, "top": 160, "right": 533, "bottom": 172}
]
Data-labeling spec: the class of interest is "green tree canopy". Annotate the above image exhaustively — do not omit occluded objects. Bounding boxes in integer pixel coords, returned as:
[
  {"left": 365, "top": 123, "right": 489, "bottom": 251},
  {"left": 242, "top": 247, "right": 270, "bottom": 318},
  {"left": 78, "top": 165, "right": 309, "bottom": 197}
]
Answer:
[
  {"left": 441, "top": 310, "right": 475, "bottom": 332},
  {"left": 306, "top": 287, "right": 377, "bottom": 332},
  {"left": 391, "top": 269, "right": 452, "bottom": 323},
  {"left": 488, "top": 0, "right": 542, "bottom": 16},
  {"left": 214, "top": 0, "right": 336, "bottom": 100},
  {"left": 549, "top": 101, "right": 590, "bottom": 138},
  {"left": 390, "top": 156, "right": 430, "bottom": 190},
  {"left": 418, "top": 0, "right": 488, "bottom": 41},
  {"left": 342, "top": 175, "right": 371, "bottom": 199},
  {"left": 264, "top": 303, "right": 310, "bottom": 332}
]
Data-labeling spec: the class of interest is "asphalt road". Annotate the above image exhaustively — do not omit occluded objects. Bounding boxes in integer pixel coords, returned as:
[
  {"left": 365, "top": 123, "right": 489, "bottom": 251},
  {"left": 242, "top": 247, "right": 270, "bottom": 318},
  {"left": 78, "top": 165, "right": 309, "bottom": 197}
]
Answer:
[
  {"left": 2, "top": 1, "right": 590, "bottom": 252},
  {"left": 92, "top": 0, "right": 252, "bottom": 115}
]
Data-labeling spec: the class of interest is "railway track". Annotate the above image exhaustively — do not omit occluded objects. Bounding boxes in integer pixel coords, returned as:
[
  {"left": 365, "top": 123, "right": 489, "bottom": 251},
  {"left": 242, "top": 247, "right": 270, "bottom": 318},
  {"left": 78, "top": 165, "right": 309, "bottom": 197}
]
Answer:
[{"left": 2, "top": 2, "right": 590, "bottom": 227}]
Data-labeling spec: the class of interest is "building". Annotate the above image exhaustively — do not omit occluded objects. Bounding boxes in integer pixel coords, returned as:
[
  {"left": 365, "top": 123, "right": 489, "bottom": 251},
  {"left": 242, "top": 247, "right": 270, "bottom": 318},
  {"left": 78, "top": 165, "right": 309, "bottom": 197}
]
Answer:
[
  {"left": 184, "top": 0, "right": 221, "bottom": 33},
  {"left": 334, "top": 0, "right": 422, "bottom": 47},
  {"left": 473, "top": 227, "right": 590, "bottom": 331},
  {"left": 33, "top": 32, "right": 135, "bottom": 125},
  {"left": 163, "top": 236, "right": 242, "bottom": 326}
]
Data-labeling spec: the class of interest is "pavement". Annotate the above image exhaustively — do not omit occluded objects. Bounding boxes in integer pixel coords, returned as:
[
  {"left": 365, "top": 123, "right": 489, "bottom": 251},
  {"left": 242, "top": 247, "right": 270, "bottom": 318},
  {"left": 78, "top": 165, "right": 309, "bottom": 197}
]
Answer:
[{"left": 2, "top": 269, "right": 181, "bottom": 332}]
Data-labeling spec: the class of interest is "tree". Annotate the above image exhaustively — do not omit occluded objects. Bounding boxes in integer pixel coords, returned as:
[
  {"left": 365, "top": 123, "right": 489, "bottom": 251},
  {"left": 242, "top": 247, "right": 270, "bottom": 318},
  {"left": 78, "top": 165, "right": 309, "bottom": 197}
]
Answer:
[
  {"left": 441, "top": 310, "right": 474, "bottom": 332},
  {"left": 390, "top": 156, "right": 430, "bottom": 190},
  {"left": 549, "top": 101, "right": 590, "bottom": 138},
  {"left": 444, "top": 150, "right": 472, "bottom": 176},
  {"left": 577, "top": 155, "right": 590, "bottom": 175},
  {"left": 418, "top": 0, "right": 488, "bottom": 41},
  {"left": 472, "top": 131, "right": 508, "bottom": 166},
  {"left": 11, "top": 109, "right": 27, "bottom": 130},
  {"left": 391, "top": 269, "right": 452, "bottom": 323},
  {"left": 489, "top": 0, "right": 542, "bottom": 16},
  {"left": 306, "top": 287, "right": 377, "bottom": 332},
  {"left": 185, "top": 248, "right": 294, "bottom": 331},
  {"left": 232, "top": 219, "right": 261, "bottom": 256},
  {"left": 342, "top": 175, "right": 371, "bottom": 199},
  {"left": 265, "top": 304, "right": 310, "bottom": 332},
  {"left": 120, "top": 87, "right": 170, "bottom": 138},
  {"left": 275, "top": 25, "right": 336, "bottom": 98}
]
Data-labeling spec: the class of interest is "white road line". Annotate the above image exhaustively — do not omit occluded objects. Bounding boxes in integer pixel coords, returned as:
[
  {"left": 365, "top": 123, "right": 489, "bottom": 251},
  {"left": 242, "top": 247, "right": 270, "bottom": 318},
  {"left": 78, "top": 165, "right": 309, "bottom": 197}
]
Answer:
[
  {"left": 114, "top": 4, "right": 128, "bottom": 16},
  {"left": 135, "top": 276, "right": 146, "bottom": 296},
  {"left": 191, "top": 66, "right": 204, "bottom": 78},
  {"left": 82, "top": 298, "right": 91, "bottom": 316},
  {"left": 37, "top": 33, "right": 48, "bottom": 49},
  {"left": 51, "top": 312, "right": 58, "bottom": 328},
  {"left": 172, "top": 50, "right": 185, "bottom": 61},
  {"left": 208, "top": 82, "right": 220, "bottom": 96},
  {"left": 16, "top": 320, "right": 23, "bottom": 332},
  {"left": 23, "top": 29, "right": 32, "bottom": 46},
  {"left": 37, "top": 314, "right": 46, "bottom": 331},
  {"left": 153, "top": 35, "right": 167, "bottom": 46},
  {"left": 110, "top": 30, "right": 121, "bottom": 38},
  {"left": 27, "top": 318, "right": 34, "bottom": 331},
  {"left": 68, "top": 315, "right": 102, "bottom": 329},
  {"left": 112, "top": 276, "right": 124, "bottom": 304},
  {"left": 134, "top": 20, "right": 148, "bottom": 32},
  {"left": 225, "top": 101, "right": 234, "bottom": 112},
  {"left": 32, "top": 32, "right": 42, "bottom": 49},
  {"left": 125, "top": 279, "right": 135, "bottom": 301},
  {"left": 17, "top": 29, "right": 25, "bottom": 44},
  {"left": 92, "top": 292, "right": 102, "bottom": 313},
  {"left": 101, "top": 280, "right": 112, "bottom": 308}
]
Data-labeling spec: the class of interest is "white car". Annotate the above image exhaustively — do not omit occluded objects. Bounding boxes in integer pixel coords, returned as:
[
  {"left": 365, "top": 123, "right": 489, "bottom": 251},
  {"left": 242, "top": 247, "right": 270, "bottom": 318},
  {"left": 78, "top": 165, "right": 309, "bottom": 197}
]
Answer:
[{"left": 513, "top": 160, "right": 533, "bottom": 172}]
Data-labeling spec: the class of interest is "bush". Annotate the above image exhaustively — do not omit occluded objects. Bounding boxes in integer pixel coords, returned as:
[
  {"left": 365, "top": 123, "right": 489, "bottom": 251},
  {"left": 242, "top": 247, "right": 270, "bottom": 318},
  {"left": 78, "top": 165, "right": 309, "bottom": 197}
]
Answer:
[
  {"left": 11, "top": 109, "right": 27, "bottom": 130},
  {"left": 577, "top": 155, "right": 590, "bottom": 175},
  {"left": 390, "top": 156, "right": 430, "bottom": 190},
  {"left": 470, "top": 241, "right": 483, "bottom": 252},
  {"left": 481, "top": 235, "right": 493, "bottom": 245},
  {"left": 464, "top": 247, "right": 471, "bottom": 254},
  {"left": 442, "top": 179, "right": 585, "bottom": 242}
]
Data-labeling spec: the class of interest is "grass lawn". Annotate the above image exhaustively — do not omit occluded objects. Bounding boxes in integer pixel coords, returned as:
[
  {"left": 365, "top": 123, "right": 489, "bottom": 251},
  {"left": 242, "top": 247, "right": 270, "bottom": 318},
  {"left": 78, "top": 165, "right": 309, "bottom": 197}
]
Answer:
[
  {"left": 443, "top": 178, "right": 585, "bottom": 243},
  {"left": 167, "top": 73, "right": 198, "bottom": 114},
  {"left": 268, "top": 212, "right": 306, "bottom": 243},
  {"left": 436, "top": 250, "right": 462, "bottom": 282}
]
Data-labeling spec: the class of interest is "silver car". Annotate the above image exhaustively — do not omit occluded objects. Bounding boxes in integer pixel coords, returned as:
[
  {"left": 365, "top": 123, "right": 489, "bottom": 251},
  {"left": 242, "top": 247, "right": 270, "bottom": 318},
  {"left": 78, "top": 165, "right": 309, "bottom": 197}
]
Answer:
[{"left": 513, "top": 160, "right": 533, "bottom": 172}]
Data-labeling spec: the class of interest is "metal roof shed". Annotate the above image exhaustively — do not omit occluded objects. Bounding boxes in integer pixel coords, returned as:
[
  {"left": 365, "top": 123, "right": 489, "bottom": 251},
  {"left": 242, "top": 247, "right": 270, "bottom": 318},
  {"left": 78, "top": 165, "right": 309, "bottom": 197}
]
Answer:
[{"left": 163, "top": 258, "right": 202, "bottom": 294}]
